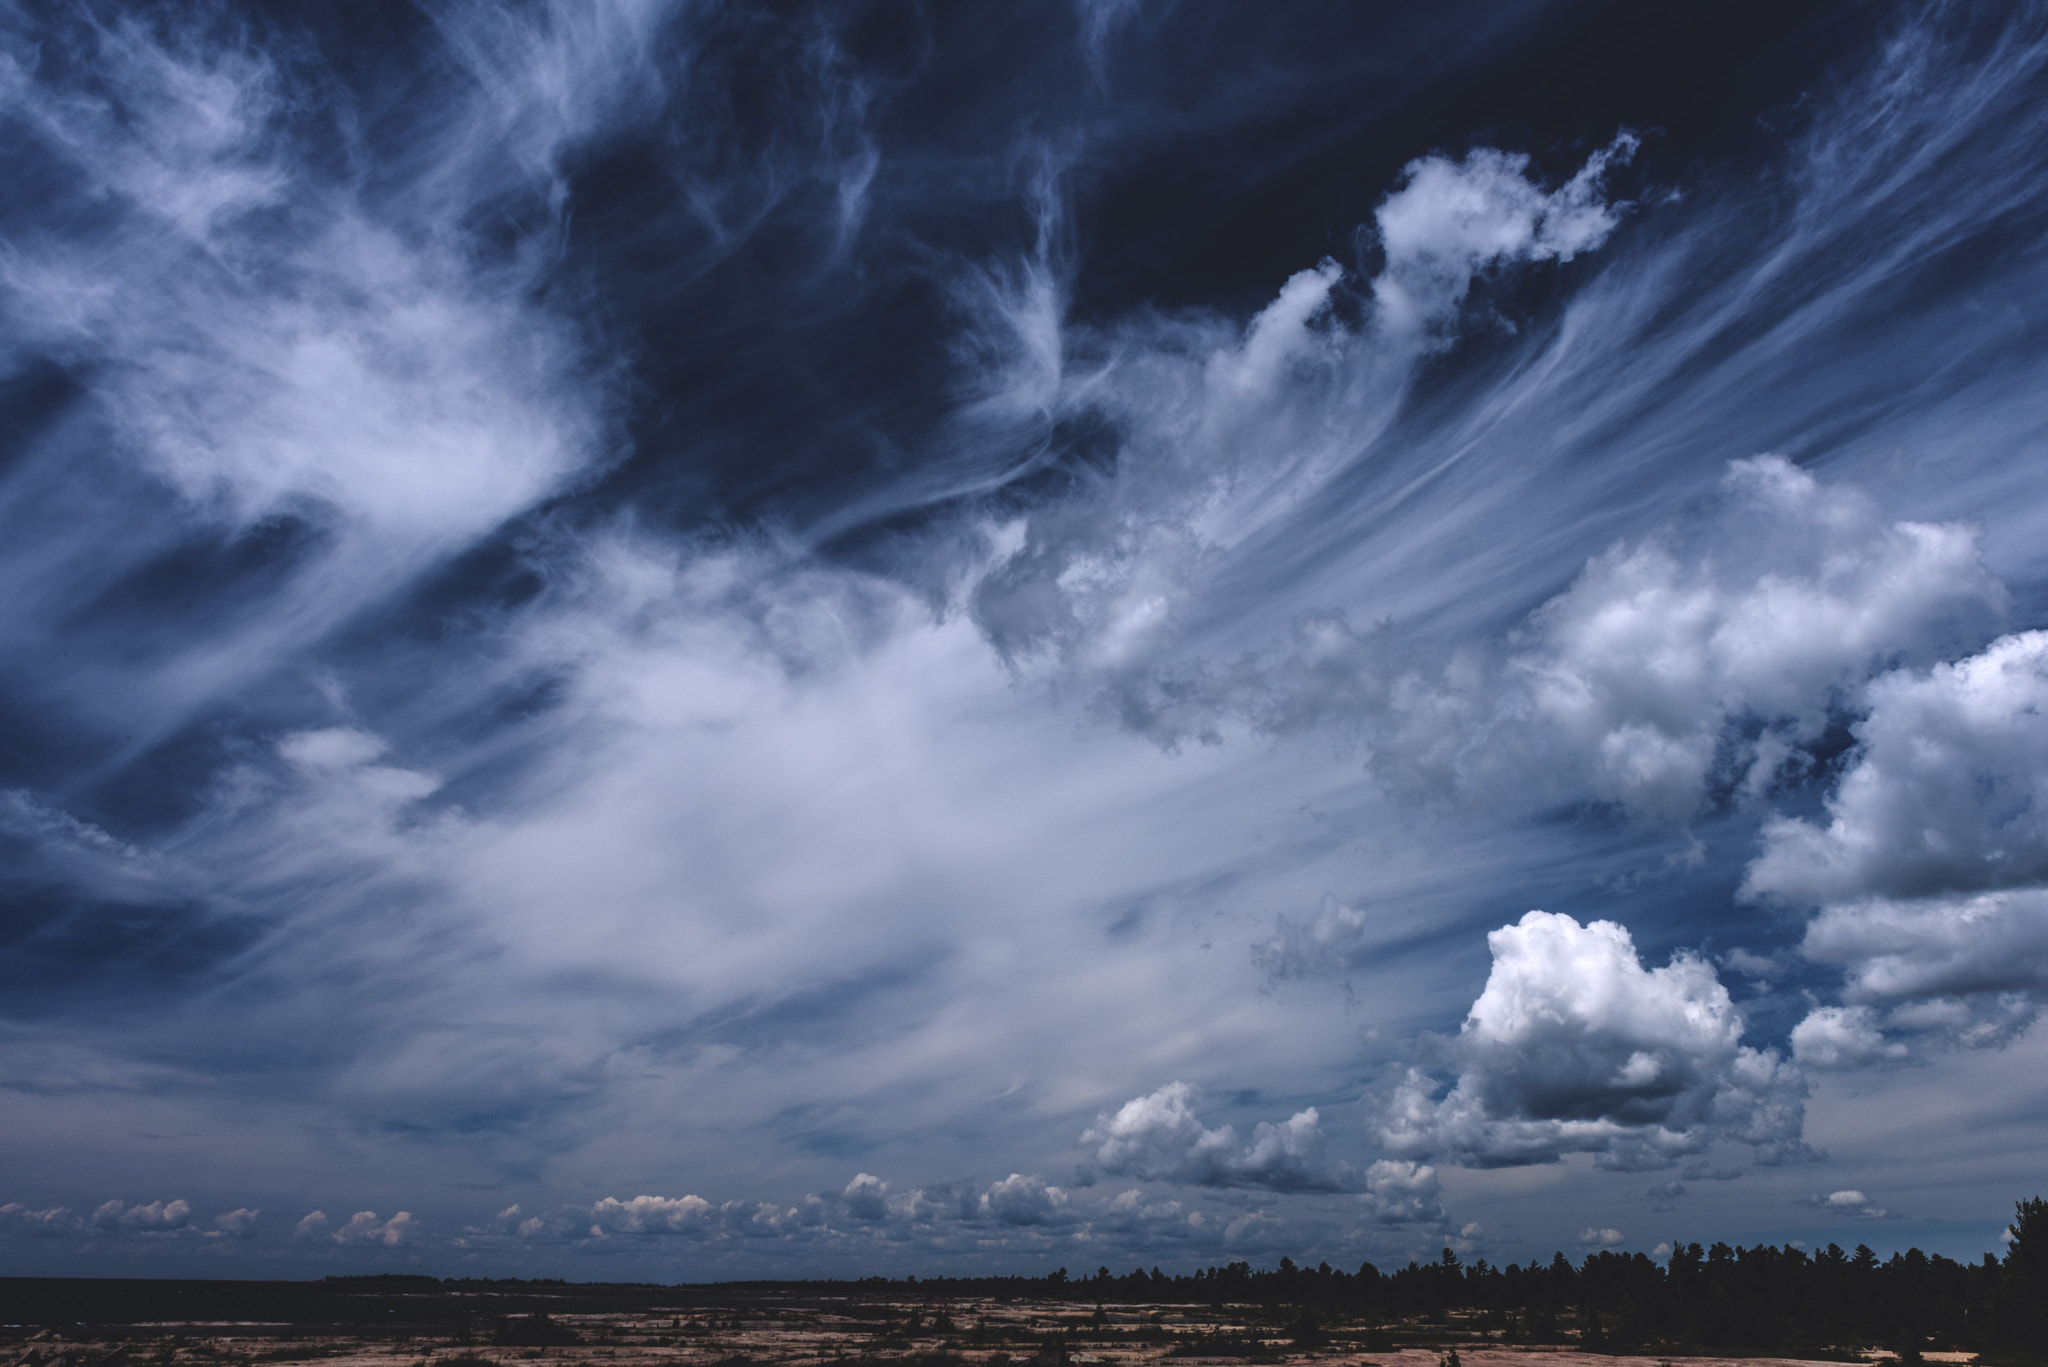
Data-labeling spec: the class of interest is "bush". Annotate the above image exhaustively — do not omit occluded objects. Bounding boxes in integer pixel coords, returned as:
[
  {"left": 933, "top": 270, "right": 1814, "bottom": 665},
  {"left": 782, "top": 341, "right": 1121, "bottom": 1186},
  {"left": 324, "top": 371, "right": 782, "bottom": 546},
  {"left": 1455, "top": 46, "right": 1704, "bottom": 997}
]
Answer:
[
  {"left": 1165, "top": 1334, "right": 1269, "bottom": 1359},
  {"left": 493, "top": 1317, "right": 581, "bottom": 1349}
]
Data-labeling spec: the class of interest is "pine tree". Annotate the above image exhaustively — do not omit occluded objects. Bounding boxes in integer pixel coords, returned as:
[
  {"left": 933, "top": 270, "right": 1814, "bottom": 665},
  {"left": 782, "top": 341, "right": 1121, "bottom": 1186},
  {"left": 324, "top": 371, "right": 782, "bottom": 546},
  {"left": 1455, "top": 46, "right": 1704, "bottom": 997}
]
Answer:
[{"left": 1990, "top": 1197, "right": 2047, "bottom": 1354}]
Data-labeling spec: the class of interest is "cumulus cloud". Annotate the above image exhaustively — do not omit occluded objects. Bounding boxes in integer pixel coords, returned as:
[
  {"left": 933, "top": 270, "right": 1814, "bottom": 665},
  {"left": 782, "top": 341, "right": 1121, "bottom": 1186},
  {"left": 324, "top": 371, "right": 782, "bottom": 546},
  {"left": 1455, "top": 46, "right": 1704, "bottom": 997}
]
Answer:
[
  {"left": 979, "top": 1173, "right": 1070, "bottom": 1226},
  {"left": 91, "top": 1198, "right": 192, "bottom": 1232},
  {"left": 1373, "top": 457, "right": 2005, "bottom": 822},
  {"left": 842, "top": 1173, "right": 891, "bottom": 1220},
  {"left": 1360, "top": 1159, "right": 1444, "bottom": 1225},
  {"left": 1790, "top": 1006, "right": 1908, "bottom": 1070},
  {"left": 582, "top": 1193, "right": 836, "bottom": 1242},
  {"left": 1798, "top": 1189, "right": 1890, "bottom": 1219},
  {"left": 0, "top": 1197, "right": 236, "bottom": 1243},
  {"left": 1806, "top": 894, "right": 2048, "bottom": 1008},
  {"left": 1081, "top": 1082, "right": 1359, "bottom": 1192},
  {"left": 884, "top": 1183, "right": 974, "bottom": 1225},
  {"left": 590, "top": 1194, "right": 714, "bottom": 1237},
  {"left": 331, "top": 1210, "right": 416, "bottom": 1246},
  {"left": 1578, "top": 1226, "right": 1625, "bottom": 1248},
  {"left": 1749, "top": 632, "right": 2048, "bottom": 904},
  {"left": 1750, "top": 632, "right": 2048, "bottom": 1052},
  {"left": 0, "top": 1203, "right": 79, "bottom": 1235},
  {"left": 1381, "top": 912, "right": 1809, "bottom": 1170},
  {"left": 208, "top": 1208, "right": 261, "bottom": 1239}
]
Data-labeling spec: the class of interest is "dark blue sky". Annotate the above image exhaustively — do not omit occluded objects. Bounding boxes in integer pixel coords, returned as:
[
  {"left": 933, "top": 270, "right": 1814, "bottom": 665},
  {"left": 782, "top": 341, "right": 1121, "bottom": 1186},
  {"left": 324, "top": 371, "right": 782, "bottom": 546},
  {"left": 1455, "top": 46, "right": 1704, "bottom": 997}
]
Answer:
[{"left": 4, "top": 0, "right": 2047, "bottom": 1278}]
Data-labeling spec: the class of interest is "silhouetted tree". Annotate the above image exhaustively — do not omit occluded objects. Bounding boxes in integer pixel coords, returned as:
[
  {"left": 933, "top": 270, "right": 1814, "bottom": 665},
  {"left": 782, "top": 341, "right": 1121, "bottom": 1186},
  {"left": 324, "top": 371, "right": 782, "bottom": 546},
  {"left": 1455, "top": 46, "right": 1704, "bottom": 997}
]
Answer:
[{"left": 1987, "top": 1196, "right": 2048, "bottom": 1358}]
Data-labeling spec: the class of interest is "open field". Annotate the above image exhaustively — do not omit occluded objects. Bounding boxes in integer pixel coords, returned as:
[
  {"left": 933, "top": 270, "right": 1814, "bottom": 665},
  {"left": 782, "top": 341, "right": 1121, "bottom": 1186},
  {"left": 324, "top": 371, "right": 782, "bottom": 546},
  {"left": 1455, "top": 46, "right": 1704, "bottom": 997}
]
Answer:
[{"left": 0, "top": 1283, "right": 1951, "bottom": 1367}]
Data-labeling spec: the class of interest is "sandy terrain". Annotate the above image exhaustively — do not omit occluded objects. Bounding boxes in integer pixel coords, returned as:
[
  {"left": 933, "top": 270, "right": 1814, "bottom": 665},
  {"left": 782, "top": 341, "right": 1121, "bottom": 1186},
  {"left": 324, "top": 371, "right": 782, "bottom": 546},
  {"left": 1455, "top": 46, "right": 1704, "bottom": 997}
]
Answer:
[{"left": 6, "top": 1298, "right": 1937, "bottom": 1367}]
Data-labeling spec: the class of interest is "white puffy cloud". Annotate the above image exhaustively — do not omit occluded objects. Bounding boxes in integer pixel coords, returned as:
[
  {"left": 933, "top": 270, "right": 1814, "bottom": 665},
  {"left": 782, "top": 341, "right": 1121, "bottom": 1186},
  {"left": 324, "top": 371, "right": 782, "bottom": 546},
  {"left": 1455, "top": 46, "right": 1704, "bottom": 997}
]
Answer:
[
  {"left": 1375, "top": 457, "right": 2005, "bottom": 822},
  {"left": 1804, "top": 893, "right": 2048, "bottom": 1006},
  {"left": 582, "top": 1193, "right": 845, "bottom": 1244},
  {"left": 1798, "top": 1189, "right": 1890, "bottom": 1219},
  {"left": 1381, "top": 912, "right": 1808, "bottom": 1170},
  {"left": 91, "top": 1198, "right": 192, "bottom": 1232},
  {"left": 1578, "top": 1227, "right": 1625, "bottom": 1248},
  {"left": 453, "top": 1203, "right": 559, "bottom": 1245},
  {"left": 0, "top": 1198, "right": 224, "bottom": 1242},
  {"left": 979, "top": 1173, "right": 1070, "bottom": 1226},
  {"left": 332, "top": 1210, "right": 416, "bottom": 1246},
  {"left": 1081, "top": 1082, "right": 1358, "bottom": 1192},
  {"left": 1790, "top": 1006, "right": 1907, "bottom": 1070},
  {"left": 589, "top": 1194, "right": 714, "bottom": 1237},
  {"left": 1790, "top": 899, "right": 2048, "bottom": 1055},
  {"left": 1750, "top": 633, "right": 2048, "bottom": 1052},
  {"left": 1749, "top": 631, "right": 2048, "bottom": 904}
]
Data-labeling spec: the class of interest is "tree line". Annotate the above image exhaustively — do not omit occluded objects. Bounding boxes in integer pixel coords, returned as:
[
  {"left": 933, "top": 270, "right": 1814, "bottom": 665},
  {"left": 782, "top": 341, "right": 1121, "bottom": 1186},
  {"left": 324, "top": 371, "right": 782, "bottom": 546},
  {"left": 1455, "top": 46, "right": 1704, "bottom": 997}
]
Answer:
[{"left": 805, "top": 1197, "right": 2045, "bottom": 1362}]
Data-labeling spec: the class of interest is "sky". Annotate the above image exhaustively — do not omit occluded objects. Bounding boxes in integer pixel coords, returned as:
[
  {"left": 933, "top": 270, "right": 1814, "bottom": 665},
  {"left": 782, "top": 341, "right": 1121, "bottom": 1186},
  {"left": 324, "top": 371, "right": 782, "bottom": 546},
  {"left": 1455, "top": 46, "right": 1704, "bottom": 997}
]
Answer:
[{"left": 3, "top": 0, "right": 2047, "bottom": 1281}]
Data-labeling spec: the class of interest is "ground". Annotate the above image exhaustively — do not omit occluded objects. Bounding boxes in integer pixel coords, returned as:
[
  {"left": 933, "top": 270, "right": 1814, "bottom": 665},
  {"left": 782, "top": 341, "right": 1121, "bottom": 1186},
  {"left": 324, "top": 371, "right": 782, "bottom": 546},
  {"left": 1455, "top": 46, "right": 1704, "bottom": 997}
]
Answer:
[{"left": 2, "top": 1293, "right": 1971, "bottom": 1367}]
